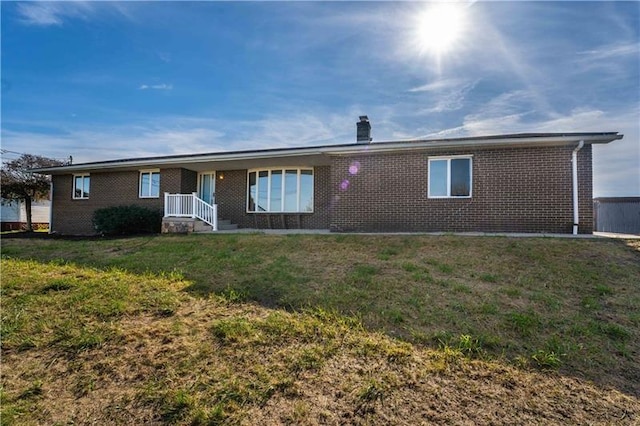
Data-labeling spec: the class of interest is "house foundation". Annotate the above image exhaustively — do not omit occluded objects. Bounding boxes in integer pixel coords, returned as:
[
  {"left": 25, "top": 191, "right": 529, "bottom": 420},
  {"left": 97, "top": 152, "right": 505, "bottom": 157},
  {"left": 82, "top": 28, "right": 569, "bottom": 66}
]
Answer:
[{"left": 161, "top": 217, "right": 196, "bottom": 234}]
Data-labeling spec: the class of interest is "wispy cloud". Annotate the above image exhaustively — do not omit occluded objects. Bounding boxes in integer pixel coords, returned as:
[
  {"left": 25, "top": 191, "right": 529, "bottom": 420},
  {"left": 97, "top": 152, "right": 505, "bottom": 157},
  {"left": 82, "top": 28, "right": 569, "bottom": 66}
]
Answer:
[
  {"left": 417, "top": 80, "right": 479, "bottom": 114},
  {"left": 138, "top": 84, "right": 173, "bottom": 91},
  {"left": 417, "top": 89, "right": 540, "bottom": 137},
  {"left": 572, "top": 41, "right": 640, "bottom": 79},
  {"left": 427, "top": 106, "right": 624, "bottom": 138},
  {"left": 1, "top": 126, "right": 224, "bottom": 163},
  {"left": 15, "top": 1, "right": 132, "bottom": 26},
  {"left": 16, "top": 2, "right": 91, "bottom": 26},
  {"left": 408, "top": 78, "right": 469, "bottom": 93},
  {"left": 476, "top": 89, "right": 539, "bottom": 113},
  {"left": 577, "top": 41, "right": 640, "bottom": 61},
  {"left": 156, "top": 51, "right": 172, "bottom": 63},
  {"left": 0, "top": 111, "right": 352, "bottom": 164}
]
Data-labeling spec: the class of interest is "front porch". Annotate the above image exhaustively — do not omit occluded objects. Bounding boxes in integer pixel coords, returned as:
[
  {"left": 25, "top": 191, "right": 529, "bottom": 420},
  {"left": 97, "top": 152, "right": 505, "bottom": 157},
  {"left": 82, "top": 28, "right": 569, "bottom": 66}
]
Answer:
[
  {"left": 161, "top": 164, "right": 331, "bottom": 233},
  {"left": 162, "top": 192, "right": 223, "bottom": 233},
  {"left": 162, "top": 191, "right": 323, "bottom": 233}
]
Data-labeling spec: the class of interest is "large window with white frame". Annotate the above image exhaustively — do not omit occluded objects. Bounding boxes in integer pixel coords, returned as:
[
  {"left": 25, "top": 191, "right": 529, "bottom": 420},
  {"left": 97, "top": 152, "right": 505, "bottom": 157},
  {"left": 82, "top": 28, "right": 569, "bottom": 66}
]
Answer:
[
  {"left": 247, "top": 168, "right": 313, "bottom": 213},
  {"left": 139, "top": 170, "right": 160, "bottom": 198},
  {"left": 428, "top": 156, "right": 472, "bottom": 198},
  {"left": 73, "top": 174, "right": 90, "bottom": 199}
]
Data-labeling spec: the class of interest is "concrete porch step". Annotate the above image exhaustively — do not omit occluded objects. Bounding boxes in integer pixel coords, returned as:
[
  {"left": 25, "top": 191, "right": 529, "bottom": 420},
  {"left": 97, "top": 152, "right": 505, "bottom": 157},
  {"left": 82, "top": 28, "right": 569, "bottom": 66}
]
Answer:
[
  {"left": 193, "top": 221, "right": 213, "bottom": 232},
  {"left": 193, "top": 218, "right": 238, "bottom": 233},
  {"left": 217, "top": 219, "right": 238, "bottom": 231},
  {"left": 218, "top": 223, "right": 238, "bottom": 231}
]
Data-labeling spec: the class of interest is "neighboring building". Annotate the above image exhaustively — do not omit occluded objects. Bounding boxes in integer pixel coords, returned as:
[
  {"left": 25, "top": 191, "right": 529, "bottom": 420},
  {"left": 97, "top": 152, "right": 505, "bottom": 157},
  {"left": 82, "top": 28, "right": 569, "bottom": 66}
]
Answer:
[
  {"left": 594, "top": 197, "right": 640, "bottom": 235},
  {"left": 0, "top": 199, "right": 51, "bottom": 231},
  {"left": 32, "top": 117, "right": 623, "bottom": 235}
]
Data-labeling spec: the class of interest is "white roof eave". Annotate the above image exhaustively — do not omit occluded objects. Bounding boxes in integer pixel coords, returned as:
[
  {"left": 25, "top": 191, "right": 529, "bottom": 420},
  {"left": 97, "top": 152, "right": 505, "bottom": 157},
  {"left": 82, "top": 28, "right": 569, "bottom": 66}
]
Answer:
[
  {"left": 320, "top": 134, "right": 622, "bottom": 155},
  {"left": 32, "top": 133, "right": 622, "bottom": 174}
]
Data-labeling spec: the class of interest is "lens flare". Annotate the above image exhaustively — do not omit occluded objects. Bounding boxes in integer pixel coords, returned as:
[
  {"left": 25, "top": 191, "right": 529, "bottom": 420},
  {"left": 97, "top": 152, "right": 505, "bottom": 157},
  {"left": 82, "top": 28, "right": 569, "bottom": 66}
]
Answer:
[{"left": 348, "top": 161, "right": 361, "bottom": 175}]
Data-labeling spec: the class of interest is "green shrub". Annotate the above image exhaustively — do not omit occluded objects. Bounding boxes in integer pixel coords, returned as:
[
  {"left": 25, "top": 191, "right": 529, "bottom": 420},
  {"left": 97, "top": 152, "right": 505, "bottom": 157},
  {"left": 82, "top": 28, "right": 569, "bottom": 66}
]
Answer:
[{"left": 93, "top": 205, "right": 162, "bottom": 235}]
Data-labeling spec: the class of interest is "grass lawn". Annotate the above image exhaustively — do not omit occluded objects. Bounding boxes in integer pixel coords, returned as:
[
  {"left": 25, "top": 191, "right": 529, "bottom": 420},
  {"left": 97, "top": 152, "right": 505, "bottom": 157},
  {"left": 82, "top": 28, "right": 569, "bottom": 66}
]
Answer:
[{"left": 1, "top": 234, "right": 639, "bottom": 424}]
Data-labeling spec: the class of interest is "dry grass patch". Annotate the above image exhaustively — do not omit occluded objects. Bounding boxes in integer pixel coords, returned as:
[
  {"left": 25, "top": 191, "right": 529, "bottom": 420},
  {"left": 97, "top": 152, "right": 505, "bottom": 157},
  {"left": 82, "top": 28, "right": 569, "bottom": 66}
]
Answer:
[
  {"left": 2, "top": 257, "right": 639, "bottom": 424},
  {"left": 3, "top": 234, "right": 640, "bottom": 397}
]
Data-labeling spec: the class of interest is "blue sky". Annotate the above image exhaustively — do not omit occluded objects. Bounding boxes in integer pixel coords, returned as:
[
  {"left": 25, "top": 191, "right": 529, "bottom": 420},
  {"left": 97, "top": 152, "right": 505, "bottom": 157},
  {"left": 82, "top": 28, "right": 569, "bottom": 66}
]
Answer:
[{"left": 1, "top": 1, "right": 638, "bottom": 197}]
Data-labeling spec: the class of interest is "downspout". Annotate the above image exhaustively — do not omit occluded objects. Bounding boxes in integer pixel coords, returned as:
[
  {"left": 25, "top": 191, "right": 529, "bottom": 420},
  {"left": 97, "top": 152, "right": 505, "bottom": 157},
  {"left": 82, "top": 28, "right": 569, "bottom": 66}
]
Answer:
[
  {"left": 572, "top": 140, "right": 584, "bottom": 235},
  {"left": 48, "top": 180, "right": 54, "bottom": 234}
]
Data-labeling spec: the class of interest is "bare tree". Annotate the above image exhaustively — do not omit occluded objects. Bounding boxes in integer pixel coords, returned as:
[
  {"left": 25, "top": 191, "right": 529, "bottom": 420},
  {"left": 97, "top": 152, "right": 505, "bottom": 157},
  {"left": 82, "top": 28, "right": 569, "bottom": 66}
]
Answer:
[{"left": 1, "top": 154, "right": 63, "bottom": 231}]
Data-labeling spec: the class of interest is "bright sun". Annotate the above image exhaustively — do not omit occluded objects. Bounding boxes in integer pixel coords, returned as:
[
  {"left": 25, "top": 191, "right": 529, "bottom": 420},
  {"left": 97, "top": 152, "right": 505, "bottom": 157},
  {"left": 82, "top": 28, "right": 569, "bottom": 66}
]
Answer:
[{"left": 415, "top": 3, "right": 467, "bottom": 56}]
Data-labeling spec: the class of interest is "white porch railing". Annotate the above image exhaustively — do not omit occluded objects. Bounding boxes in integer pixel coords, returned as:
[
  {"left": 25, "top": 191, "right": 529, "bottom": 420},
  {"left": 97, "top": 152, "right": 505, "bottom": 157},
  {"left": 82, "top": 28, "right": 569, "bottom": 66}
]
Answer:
[{"left": 164, "top": 192, "right": 218, "bottom": 231}]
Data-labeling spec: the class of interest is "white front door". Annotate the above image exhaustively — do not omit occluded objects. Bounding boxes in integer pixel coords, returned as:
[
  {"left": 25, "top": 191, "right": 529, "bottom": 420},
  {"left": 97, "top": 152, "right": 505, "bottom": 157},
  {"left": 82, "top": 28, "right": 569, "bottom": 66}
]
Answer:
[{"left": 198, "top": 172, "right": 216, "bottom": 205}]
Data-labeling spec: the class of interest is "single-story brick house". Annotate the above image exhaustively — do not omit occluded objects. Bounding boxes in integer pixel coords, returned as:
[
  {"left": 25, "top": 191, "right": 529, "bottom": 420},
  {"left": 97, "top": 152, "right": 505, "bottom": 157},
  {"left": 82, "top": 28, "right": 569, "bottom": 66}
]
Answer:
[{"left": 33, "top": 117, "right": 622, "bottom": 235}]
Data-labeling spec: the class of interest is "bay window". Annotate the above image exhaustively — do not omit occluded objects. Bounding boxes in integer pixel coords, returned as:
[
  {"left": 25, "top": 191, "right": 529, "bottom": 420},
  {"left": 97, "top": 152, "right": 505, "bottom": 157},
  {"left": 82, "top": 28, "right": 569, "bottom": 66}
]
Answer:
[{"left": 248, "top": 168, "right": 313, "bottom": 212}]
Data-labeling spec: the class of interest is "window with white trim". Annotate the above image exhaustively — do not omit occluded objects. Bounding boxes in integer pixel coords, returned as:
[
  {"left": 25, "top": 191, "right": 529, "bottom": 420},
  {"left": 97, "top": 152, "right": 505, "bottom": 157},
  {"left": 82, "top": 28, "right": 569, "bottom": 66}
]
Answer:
[
  {"left": 139, "top": 170, "right": 160, "bottom": 198},
  {"left": 247, "top": 168, "right": 313, "bottom": 213},
  {"left": 73, "top": 174, "right": 90, "bottom": 199},
  {"left": 428, "top": 156, "right": 472, "bottom": 198}
]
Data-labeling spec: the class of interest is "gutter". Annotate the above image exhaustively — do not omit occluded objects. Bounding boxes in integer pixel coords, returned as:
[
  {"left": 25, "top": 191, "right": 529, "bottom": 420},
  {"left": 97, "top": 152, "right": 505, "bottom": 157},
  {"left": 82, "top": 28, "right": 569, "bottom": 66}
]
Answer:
[
  {"left": 572, "top": 140, "right": 585, "bottom": 235},
  {"left": 30, "top": 133, "right": 622, "bottom": 174},
  {"left": 320, "top": 134, "right": 620, "bottom": 155}
]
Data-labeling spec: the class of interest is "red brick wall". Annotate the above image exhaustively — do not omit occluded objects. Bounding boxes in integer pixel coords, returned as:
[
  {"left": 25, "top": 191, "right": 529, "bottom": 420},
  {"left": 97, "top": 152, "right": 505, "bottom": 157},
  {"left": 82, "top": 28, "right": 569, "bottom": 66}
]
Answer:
[
  {"left": 181, "top": 169, "right": 198, "bottom": 194},
  {"left": 216, "top": 166, "right": 331, "bottom": 229},
  {"left": 578, "top": 146, "right": 593, "bottom": 232},
  {"left": 51, "top": 168, "right": 195, "bottom": 234},
  {"left": 51, "top": 146, "right": 594, "bottom": 235},
  {"left": 329, "top": 145, "right": 593, "bottom": 233}
]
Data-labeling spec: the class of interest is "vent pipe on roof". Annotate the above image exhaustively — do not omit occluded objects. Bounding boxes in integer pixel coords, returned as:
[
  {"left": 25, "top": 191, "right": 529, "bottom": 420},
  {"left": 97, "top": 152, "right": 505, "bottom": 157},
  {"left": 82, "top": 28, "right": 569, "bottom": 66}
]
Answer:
[{"left": 356, "top": 116, "right": 372, "bottom": 144}]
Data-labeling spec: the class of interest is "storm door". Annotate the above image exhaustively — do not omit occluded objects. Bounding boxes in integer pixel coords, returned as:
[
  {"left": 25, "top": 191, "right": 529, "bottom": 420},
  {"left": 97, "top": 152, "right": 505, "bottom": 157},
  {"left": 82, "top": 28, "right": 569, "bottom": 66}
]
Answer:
[{"left": 198, "top": 172, "right": 216, "bottom": 205}]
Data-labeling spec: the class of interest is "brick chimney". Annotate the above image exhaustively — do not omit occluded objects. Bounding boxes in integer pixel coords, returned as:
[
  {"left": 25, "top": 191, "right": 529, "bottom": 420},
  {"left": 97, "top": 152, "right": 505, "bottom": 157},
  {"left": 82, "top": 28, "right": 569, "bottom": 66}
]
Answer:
[{"left": 356, "top": 115, "right": 372, "bottom": 143}]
